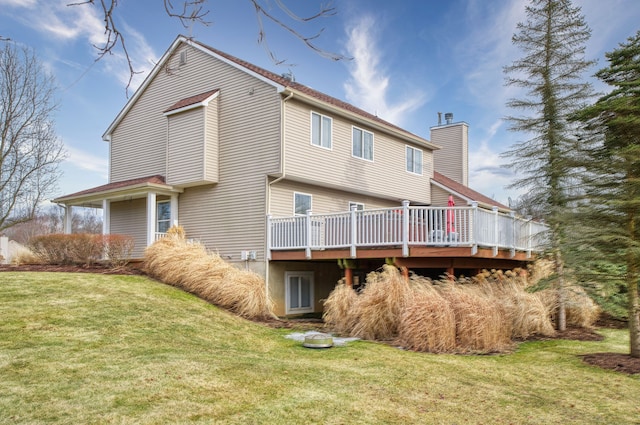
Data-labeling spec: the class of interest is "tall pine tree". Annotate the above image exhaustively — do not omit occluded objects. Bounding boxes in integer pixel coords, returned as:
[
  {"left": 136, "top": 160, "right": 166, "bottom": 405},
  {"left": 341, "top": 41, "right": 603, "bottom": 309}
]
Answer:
[
  {"left": 573, "top": 31, "right": 640, "bottom": 357},
  {"left": 503, "top": 0, "right": 595, "bottom": 330}
]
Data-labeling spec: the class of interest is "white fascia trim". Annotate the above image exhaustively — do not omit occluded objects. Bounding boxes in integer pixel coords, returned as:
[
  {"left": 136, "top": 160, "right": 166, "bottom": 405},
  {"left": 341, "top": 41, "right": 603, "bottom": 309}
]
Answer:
[{"left": 163, "top": 90, "right": 220, "bottom": 116}]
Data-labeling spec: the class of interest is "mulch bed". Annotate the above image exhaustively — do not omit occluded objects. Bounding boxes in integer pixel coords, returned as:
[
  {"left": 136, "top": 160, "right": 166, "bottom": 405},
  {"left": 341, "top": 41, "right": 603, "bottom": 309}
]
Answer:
[{"left": 3, "top": 263, "right": 639, "bottom": 374}]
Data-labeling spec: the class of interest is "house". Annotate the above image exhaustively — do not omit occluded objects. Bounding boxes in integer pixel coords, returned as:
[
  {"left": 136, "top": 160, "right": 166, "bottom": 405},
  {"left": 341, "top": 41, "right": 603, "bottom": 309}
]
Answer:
[{"left": 54, "top": 35, "right": 546, "bottom": 316}]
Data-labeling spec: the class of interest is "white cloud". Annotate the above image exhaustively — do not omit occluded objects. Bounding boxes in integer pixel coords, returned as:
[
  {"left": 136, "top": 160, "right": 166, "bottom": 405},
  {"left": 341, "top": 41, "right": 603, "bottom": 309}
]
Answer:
[
  {"left": 0, "top": 0, "right": 37, "bottom": 7},
  {"left": 5, "top": 1, "right": 157, "bottom": 91},
  {"left": 343, "top": 15, "right": 426, "bottom": 126},
  {"left": 64, "top": 145, "right": 108, "bottom": 178}
]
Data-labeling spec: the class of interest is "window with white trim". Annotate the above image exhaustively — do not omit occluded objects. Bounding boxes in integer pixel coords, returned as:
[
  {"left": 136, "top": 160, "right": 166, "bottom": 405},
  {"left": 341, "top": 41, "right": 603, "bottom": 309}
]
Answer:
[
  {"left": 311, "top": 112, "right": 332, "bottom": 149},
  {"left": 294, "top": 192, "right": 312, "bottom": 216},
  {"left": 156, "top": 200, "right": 171, "bottom": 233},
  {"left": 349, "top": 202, "right": 364, "bottom": 211},
  {"left": 285, "top": 271, "right": 314, "bottom": 314},
  {"left": 406, "top": 146, "right": 423, "bottom": 175},
  {"left": 352, "top": 127, "right": 374, "bottom": 161}
]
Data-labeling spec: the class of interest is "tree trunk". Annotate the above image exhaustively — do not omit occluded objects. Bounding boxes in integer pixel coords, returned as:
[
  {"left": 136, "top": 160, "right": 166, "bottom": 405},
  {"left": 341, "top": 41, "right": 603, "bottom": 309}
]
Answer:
[
  {"left": 630, "top": 279, "right": 640, "bottom": 358},
  {"left": 627, "top": 252, "right": 639, "bottom": 357},
  {"left": 555, "top": 248, "right": 566, "bottom": 331}
]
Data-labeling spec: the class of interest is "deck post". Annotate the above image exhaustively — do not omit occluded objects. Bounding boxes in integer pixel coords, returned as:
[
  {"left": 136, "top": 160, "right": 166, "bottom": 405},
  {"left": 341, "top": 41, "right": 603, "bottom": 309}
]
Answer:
[
  {"left": 402, "top": 200, "right": 409, "bottom": 257},
  {"left": 350, "top": 205, "right": 357, "bottom": 258},
  {"left": 492, "top": 206, "right": 499, "bottom": 257},
  {"left": 305, "top": 209, "right": 312, "bottom": 259},
  {"left": 471, "top": 202, "right": 478, "bottom": 255},
  {"left": 266, "top": 214, "right": 272, "bottom": 261},
  {"left": 509, "top": 210, "right": 516, "bottom": 258}
]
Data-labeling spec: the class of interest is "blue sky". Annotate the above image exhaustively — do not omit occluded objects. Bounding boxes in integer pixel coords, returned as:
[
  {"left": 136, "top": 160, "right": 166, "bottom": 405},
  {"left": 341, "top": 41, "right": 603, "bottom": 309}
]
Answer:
[{"left": 1, "top": 0, "right": 639, "bottom": 206}]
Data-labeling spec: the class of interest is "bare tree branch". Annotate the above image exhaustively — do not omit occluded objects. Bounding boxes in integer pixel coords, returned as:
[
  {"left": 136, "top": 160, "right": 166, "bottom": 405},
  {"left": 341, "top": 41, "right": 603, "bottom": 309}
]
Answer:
[
  {"left": 164, "top": 0, "right": 211, "bottom": 28},
  {"left": 66, "top": 0, "right": 347, "bottom": 95},
  {"left": 250, "top": 0, "right": 349, "bottom": 65}
]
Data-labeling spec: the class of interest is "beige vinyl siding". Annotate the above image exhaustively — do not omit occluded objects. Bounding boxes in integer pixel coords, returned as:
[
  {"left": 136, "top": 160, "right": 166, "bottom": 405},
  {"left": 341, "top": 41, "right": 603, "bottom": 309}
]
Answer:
[
  {"left": 431, "top": 123, "right": 468, "bottom": 186},
  {"left": 204, "top": 96, "right": 220, "bottom": 182},
  {"left": 110, "top": 198, "right": 147, "bottom": 258},
  {"left": 269, "top": 179, "right": 404, "bottom": 217},
  {"left": 431, "top": 185, "right": 467, "bottom": 207},
  {"left": 108, "top": 43, "right": 281, "bottom": 262},
  {"left": 167, "top": 107, "right": 217, "bottom": 186},
  {"left": 283, "top": 99, "right": 431, "bottom": 204}
]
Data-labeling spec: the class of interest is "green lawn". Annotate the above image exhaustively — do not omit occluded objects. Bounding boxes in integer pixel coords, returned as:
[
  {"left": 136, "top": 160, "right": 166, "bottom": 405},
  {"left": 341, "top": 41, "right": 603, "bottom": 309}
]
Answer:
[{"left": 1, "top": 272, "right": 638, "bottom": 424}]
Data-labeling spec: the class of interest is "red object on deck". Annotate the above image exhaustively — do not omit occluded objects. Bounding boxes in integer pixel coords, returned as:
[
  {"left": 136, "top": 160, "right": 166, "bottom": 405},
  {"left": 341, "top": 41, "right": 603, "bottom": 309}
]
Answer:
[{"left": 447, "top": 195, "right": 456, "bottom": 234}]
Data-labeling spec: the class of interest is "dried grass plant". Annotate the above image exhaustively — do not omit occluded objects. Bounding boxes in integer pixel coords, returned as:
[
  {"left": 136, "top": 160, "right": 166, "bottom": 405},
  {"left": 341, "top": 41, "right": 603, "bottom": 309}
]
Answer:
[
  {"left": 397, "top": 278, "right": 456, "bottom": 353},
  {"left": 349, "top": 265, "right": 411, "bottom": 341},
  {"left": 436, "top": 281, "right": 512, "bottom": 353},
  {"left": 322, "top": 279, "right": 359, "bottom": 335},
  {"left": 144, "top": 226, "right": 274, "bottom": 320},
  {"left": 472, "top": 272, "right": 555, "bottom": 339},
  {"left": 10, "top": 245, "right": 42, "bottom": 265}
]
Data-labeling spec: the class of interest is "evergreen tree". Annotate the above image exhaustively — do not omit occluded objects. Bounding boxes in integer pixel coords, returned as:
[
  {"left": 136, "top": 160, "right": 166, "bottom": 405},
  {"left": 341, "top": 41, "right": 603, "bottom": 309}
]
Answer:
[
  {"left": 573, "top": 31, "right": 640, "bottom": 357},
  {"left": 502, "top": 0, "right": 595, "bottom": 330}
]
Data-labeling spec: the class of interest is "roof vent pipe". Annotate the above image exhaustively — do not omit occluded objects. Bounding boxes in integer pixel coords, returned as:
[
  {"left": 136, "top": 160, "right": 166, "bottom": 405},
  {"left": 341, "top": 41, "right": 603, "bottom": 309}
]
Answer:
[
  {"left": 444, "top": 112, "right": 453, "bottom": 125},
  {"left": 437, "top": 112, "right": 442, "bottom": 126}
]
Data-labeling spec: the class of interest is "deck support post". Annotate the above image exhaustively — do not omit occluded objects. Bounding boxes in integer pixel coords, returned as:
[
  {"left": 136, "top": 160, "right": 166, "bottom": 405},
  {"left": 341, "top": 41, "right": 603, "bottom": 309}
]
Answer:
[
  {"left": 446, "top": 266, "right": 455, "bottom": 280},
  {"left": 400, "top": 266, "right": 409, "bottom": 281},
  {"left": 345, "top": 267, "right": 353, "bottom": 287}
]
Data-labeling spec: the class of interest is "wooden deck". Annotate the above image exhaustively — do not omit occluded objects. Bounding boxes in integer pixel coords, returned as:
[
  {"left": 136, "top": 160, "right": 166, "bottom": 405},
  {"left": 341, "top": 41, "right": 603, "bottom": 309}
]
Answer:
[{"left": 267, "top": 202, "right": 547, "bottom": 272}]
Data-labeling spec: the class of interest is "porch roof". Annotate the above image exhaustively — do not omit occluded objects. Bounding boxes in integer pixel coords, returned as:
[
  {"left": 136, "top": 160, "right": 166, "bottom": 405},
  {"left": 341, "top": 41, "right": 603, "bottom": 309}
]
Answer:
[{"left": 52, "top": 175, "right": 182, "bottom": 208}]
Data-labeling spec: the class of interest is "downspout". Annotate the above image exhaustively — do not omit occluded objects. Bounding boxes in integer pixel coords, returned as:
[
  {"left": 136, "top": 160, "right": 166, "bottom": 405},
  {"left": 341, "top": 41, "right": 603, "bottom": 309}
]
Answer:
[{"left": 264, "top": 91, "right": 294, "bottom": 304}]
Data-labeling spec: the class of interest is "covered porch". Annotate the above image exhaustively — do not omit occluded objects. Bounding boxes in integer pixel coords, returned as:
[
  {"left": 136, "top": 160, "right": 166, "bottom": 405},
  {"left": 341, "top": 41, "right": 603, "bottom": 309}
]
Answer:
[{"left": 53, "top": 175, "right": 182, "bottom": 257}]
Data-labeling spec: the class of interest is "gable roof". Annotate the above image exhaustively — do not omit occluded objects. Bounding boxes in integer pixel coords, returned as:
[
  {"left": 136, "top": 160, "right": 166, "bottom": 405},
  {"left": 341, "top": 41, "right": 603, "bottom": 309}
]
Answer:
[
  {"left": 103, "top": 35, "right": 437, "bottom": 150},
  {"left": 432, "top": 171, "right": 511, "bottom": 211}
]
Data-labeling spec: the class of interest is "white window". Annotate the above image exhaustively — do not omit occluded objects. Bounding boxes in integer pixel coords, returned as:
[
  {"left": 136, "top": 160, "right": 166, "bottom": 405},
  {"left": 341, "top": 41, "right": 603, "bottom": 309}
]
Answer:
[
  {"left": 406, "top": 146, "right": 423, "bottom": 175},
  {"left": 285, "top": 271, "right": 314, "bottom": 314},
  {"left": 156, "top": 201, "right": 171, "bottom": 233},
  {"left": 311, "top": 112, "right": 332, "bottom": 149},
  {"left": 294, "top": 192, "right": 312, "bottom": 216},
  {"left": 349, "top": 202, "right": 364, "bottom": 211},
  {"left": 352, "top": 127, "right": 374, "bottom": 161}
]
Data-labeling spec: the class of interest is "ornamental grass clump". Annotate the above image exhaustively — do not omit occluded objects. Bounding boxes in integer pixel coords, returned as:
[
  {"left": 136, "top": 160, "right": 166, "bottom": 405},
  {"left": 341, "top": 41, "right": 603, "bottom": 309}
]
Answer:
[
  {"left": 472, "top": 270, "right": 555, "bottom": 339},
  {"left": 436, "top": 281, "right": 513, "bottom": 353},
  {"left": 349, "top": 264, "right": 412, "bottom": 341},
  {"left": 397, "top": 277, "right": 456, "bottom": 353},
  {"left": 144, "top": 226, "right": 274, "bottom": 320},
  {"left": 322, "top": 279, "right": 359, "bottom": 335}
]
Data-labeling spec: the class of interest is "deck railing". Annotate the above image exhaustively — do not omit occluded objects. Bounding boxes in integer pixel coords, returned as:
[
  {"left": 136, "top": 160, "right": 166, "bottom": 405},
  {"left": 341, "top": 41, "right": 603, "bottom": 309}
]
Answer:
[{"left": 267, "top": 201, "right": 548, "bottom": 259}]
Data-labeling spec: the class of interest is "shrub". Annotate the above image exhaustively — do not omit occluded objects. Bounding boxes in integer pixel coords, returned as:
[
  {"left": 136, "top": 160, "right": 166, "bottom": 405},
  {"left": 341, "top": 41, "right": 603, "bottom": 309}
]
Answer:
[
  {"left": 103, "top": 234, "right": 135, "bottom": 268},
  {"left": 144, "top": 226, "right": 274, "bottom": 320},
  {"left": 29, "top": 234, "right": 104, "bottom": 265}
]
